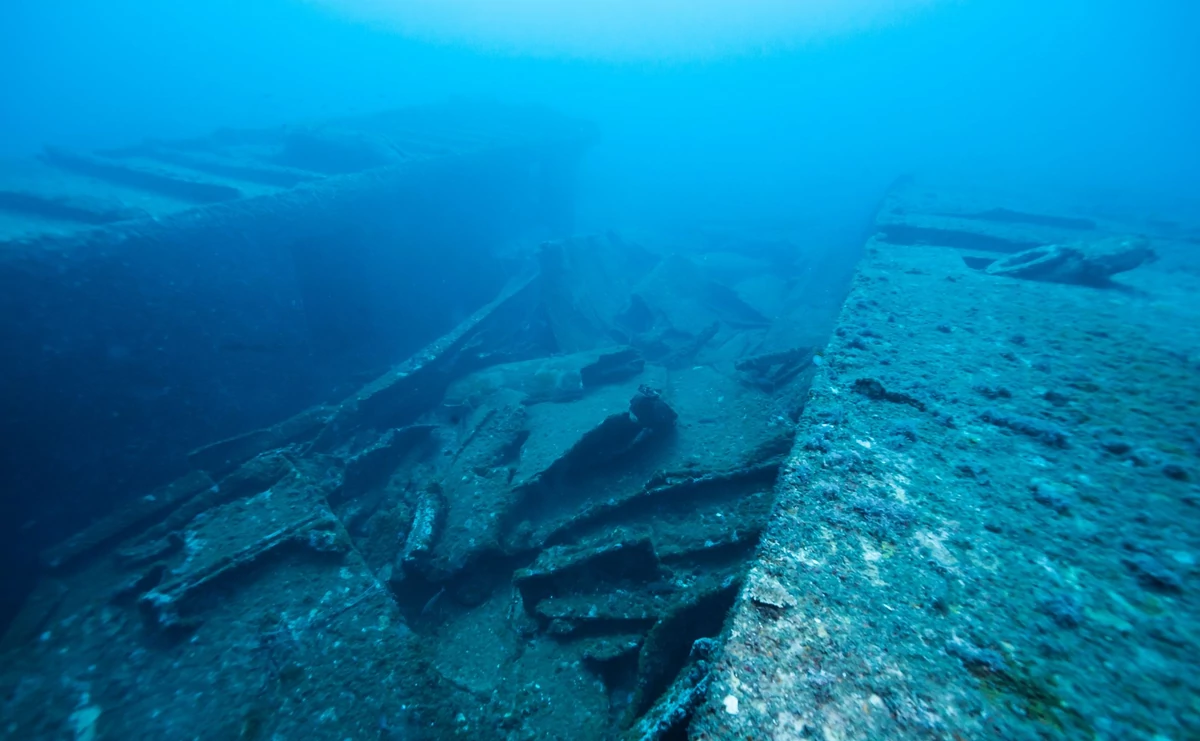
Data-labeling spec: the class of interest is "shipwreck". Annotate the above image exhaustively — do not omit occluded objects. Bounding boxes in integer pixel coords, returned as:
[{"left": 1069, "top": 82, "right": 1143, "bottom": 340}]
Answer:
[{"left": 1, "top": 107, "right": 1196, "bottom": 741}]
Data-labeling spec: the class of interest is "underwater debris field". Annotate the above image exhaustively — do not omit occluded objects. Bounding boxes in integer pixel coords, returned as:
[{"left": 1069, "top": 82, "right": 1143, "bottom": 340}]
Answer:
[{"left": 1, "top": 170, "right": 1196, "bottom": 740}]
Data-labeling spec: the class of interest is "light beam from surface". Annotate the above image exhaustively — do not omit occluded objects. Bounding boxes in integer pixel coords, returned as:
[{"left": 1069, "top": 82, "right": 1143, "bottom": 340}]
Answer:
[{"left": 305, "top": 0, "right": 945, "bottom": 60}]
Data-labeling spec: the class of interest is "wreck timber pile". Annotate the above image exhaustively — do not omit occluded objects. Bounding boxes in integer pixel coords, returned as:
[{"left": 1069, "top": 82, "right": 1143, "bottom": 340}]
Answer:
[
  {"left": 0, "top": 228, "right": 845, "bottom": 740},
  {"left": 0, "top": 101, "right": 593, "bottom": 589},
  {"left": 3, "top": 177, "right": 1195, "bottom": 741},
  {"left": 693, "top": 181, "right": 1200, "bottom": 740}
]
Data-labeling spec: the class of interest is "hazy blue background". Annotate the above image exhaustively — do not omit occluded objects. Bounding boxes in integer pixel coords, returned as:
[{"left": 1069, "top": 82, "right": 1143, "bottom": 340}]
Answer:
[{"left": 2, "top": 0, "right": 1197, "bottom": 237}]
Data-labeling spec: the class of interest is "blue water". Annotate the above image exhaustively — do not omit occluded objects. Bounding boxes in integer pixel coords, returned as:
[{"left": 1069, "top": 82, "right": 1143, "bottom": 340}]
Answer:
[
  {"left": 1, "top": 2, "right": 1197, "bottom": 739},
  {"left": 3, "top": 1, "right": 1197, "bottom": 229}
]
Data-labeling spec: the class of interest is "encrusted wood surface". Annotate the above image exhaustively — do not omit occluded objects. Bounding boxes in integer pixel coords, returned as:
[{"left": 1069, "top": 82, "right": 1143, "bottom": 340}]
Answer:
[{"left": 692, "top": 186, "right": 1200, "bottom": 740}]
